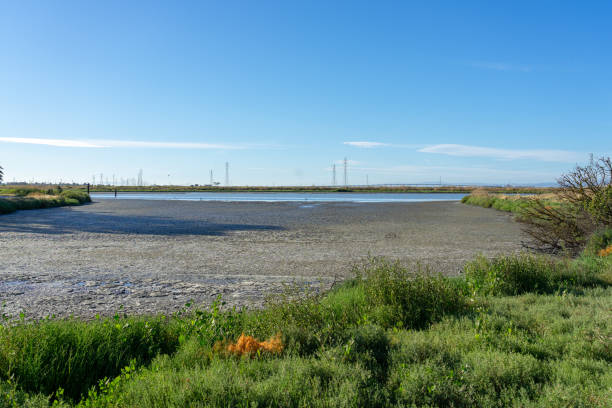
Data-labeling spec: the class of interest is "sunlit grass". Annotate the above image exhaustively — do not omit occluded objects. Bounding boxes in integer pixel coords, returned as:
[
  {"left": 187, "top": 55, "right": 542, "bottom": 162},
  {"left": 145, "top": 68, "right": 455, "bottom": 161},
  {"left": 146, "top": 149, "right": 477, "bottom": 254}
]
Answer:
[{"left": 0, "top": 189, "right": 90, "bottom": 214}]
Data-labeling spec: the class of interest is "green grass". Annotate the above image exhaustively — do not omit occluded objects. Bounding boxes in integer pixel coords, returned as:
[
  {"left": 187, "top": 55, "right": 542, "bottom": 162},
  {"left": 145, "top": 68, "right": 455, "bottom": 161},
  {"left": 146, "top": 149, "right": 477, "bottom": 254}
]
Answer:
[
  {"left": 0, "top": 190, "right": 90, "bottom": 214},
  {"left": 461, "top": 193, "right": 536, "bottom": 214},
  {"left": 464, "top": 253, "right": 611, "bottom": 296},
  {"left": 0, "top": 255, "right": 610, "bottom": 407}
]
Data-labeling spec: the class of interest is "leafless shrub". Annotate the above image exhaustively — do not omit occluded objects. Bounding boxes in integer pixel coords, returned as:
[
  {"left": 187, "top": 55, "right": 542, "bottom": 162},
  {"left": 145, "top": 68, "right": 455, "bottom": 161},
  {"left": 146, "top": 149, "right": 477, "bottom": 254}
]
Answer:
[{"left": 520, "top": 157, "right": 612, "bottom": 254}]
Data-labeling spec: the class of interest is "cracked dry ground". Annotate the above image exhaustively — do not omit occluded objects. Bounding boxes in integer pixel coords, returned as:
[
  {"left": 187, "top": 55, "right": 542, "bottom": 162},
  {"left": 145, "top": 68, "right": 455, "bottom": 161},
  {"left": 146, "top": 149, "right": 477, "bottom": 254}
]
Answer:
[{"left": 0, "top": 200, "right": 525, "bottom": 319}]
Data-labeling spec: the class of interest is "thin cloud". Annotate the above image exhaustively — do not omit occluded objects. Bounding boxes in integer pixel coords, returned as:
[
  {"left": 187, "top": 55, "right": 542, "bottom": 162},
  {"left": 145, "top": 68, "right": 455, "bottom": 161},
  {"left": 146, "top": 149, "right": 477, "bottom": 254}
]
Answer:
[
  {"left": 0, "top": 137, "right": 247, "bottom": 149},
  {"left": 469, "top": 61, "right": 532, "bottom": 72},
  {"left": 334, "top": 159, "right": 360, "bottom": 165},
  {"left": 419, "top": 144, "right": 583, "bottom": 163},
  {"left": 350, "top": 164, "right": 560, "bottom": 183},
  {"left": 343, "top": 141, "right": 424, "bottom": 149},
  {"left": 343, "top": 141, "right": 390, "bottom": 148},
  {"left": 0, "top": 137, "right": 104, "bottom": 148}
]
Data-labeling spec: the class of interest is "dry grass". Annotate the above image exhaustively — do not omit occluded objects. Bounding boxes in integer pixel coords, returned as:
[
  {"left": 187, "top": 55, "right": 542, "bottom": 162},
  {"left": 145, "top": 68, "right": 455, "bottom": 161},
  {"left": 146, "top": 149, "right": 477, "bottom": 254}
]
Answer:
[
  {"left": 599, "top": 244, "right": 612, "bottom": 257},
  {"left": 222, "top": 333, "right": 284, "bottom": 357}
]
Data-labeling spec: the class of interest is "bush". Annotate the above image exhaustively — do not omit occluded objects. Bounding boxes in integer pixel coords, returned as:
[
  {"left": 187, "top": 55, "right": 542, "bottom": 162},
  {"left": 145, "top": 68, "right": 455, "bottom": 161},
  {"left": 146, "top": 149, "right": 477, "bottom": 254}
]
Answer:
[
  {"left": 584, "top": 228, "right": 612, "bottom": 256},
  {"left": 233, "top": 260, "right": 471, "bottom": 359},
  {"left": 0, "top": 190, "right": 90, "bottom": 215},
  {"left": 342, "top": 324, "right": 390, "bottom": 381},
  {"left": 59, "top": 190, "right": 91, "bottom": 204},
  {"left": 462, "top": 193, "right": 533, "bottom": 215},
  {"left": 465, "top": 254, "right": 556, "bottom": 296},
  {"left": 464, "top": 253, "right": 609, "bottom": 296},
  {"left": 520, "top": 157, "right": 612, "bottom": 254},
  {"left": 357, "top": 258, "right": 471, "bottom": 329},
  {"left": 0, "top": 199, "right": 17, "bottom": 214}
]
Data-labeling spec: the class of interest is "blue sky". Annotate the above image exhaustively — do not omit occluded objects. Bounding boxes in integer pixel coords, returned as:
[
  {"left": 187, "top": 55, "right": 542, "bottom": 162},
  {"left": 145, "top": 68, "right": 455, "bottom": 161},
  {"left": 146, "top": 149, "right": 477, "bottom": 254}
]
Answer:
[{"left": 1, "top": 1, "right": 610, "bottom": 186}]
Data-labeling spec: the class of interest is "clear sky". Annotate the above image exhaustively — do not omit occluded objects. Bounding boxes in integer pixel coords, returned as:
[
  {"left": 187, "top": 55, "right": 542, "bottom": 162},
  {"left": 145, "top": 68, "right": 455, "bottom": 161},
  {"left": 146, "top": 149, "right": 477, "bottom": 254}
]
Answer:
[{"left": 1, "top": 1, "right": 610, "bottom": 186}]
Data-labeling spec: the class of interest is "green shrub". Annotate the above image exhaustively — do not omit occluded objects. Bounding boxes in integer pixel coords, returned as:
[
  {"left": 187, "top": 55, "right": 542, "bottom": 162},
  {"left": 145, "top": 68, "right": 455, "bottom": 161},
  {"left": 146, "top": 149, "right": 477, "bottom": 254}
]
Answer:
[
  {"left": 342, "top": 324, "right": 390, "bottom": 381},
  {"left": 357, "top": 258, "right": 471, "bottom": 329},
  {"left": 0, "top": 199, "right": 17, "bottom": 214},
  {"left": 584, "top": 228, "right": 612, "bottom": 256},
  {"left": 59, "top": 190, "right": 91, "bottom": 204},
  {"left": 465, "top": 254, "right": 556, "bottom": 296},
  {"left": 0, "top": 191, "right": 90, "bottom": 215},
  {"left": 465, "top": 253, "right": 609, "bottom": 296},
  {"left": 462, "top": 194, "right": 497, "bottom": 208}
]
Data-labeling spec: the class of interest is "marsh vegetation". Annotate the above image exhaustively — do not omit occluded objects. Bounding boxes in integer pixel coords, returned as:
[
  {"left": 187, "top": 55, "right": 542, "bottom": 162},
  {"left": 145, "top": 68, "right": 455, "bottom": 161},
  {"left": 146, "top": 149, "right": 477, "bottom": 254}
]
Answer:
[{"left": 0, "top": 188, "right": 91, "bottom": 214}]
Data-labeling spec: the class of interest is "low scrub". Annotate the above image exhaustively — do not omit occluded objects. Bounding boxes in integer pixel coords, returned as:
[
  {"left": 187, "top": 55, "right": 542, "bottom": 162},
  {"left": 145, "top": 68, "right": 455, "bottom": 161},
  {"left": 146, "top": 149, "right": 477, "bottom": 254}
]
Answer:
[
  {"left": 464, "top": 253, "right": 610, "bottom": 296},
  {"left": 584, "top": 228, "right": 612, "bottom": 256},
  {"left": 461, "top": 191, "right": 550, "bottom": 216},
  {"left": 0, "top": 189, "right": 90, "bottom": 214}
]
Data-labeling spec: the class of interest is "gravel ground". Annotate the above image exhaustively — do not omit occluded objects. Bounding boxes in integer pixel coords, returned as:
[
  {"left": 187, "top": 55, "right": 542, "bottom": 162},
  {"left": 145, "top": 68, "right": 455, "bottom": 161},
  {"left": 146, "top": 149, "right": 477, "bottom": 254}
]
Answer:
[{"left": 0, "top": 199, "right": 525, "bottom": 319}]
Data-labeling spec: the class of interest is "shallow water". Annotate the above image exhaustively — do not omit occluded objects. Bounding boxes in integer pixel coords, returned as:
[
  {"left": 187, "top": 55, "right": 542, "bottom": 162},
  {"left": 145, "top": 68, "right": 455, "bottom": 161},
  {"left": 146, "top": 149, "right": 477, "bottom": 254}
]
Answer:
[{"left": 91, "top": 192, "right": 466, "bottom": 203}]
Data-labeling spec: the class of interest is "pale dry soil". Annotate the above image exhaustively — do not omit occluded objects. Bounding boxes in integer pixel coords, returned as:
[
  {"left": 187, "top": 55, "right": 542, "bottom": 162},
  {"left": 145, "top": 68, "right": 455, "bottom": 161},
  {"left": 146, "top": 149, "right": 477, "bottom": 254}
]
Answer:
[{"left": 0, "top": 200, "right": 524, "bottom": 319}]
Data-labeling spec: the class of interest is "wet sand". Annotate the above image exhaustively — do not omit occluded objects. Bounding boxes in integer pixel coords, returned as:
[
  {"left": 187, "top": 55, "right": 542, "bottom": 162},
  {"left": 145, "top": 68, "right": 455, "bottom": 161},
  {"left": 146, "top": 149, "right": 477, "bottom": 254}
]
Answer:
[{"left": 0, "top": 200, "right": 524, "bottom": 318}]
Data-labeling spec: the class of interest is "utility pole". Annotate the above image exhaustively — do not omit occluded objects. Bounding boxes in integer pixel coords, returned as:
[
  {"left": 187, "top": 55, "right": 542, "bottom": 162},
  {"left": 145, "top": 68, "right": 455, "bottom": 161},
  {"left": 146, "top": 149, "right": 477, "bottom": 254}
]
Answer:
[
  {"left": 137, "top": 169, "right": 143, "bottom": 186},
  {"left": 210, "top": 169, "right": 213, "bottom": 185},
  {"left": 366, "top": 174, "right": 369, "bottom": 186},
  {"left": 343, "top": 157, "right": 348, "bottom": 187},
  {"left": 100, "top": 173, "right": 103, "bottom": 186},
  {"left": 332, "top": 164, "right": 336, "bottom": 186},
  {"left": 225, "top": 162, "right": 229, "bottom": 186}
]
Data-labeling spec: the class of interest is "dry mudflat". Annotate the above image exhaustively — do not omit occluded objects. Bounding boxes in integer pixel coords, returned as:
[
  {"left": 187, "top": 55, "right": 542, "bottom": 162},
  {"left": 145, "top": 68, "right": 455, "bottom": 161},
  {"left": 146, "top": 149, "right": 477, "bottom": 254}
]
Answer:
[{"left": 0, "top": 199, "right": 524, "bottom": 319}]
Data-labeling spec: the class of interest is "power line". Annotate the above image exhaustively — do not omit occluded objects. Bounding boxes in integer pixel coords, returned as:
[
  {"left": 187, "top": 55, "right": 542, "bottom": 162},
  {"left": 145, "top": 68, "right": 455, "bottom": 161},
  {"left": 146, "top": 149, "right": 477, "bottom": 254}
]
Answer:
[{"left": 332, "top": 164, "right": 336, "bottom": 186}]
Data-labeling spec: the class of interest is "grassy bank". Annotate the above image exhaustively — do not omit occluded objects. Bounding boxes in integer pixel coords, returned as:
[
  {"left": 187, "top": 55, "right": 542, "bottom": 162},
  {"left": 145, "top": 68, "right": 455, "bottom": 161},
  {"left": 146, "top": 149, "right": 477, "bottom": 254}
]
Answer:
[
  {"left": 0, "top": 190, "right": 91, "bottom": 215},
  {"left": 461, "top": 191, "right": 560, "bottom": 214},
  {"left": 1, "top": 253, "right": 610, "bottom": 407}
]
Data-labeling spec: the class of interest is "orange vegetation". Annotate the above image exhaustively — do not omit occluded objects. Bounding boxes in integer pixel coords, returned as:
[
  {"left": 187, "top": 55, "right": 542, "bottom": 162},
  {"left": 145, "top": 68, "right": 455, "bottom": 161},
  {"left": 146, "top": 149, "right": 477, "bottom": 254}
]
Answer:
[
  {"left": 598, "top": 245, "right": 612, "bottom": 257},
  {"left": 225, "top": 333, "right": 283, "bottom": 356}
]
